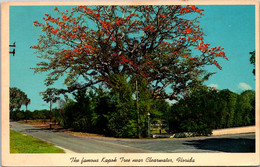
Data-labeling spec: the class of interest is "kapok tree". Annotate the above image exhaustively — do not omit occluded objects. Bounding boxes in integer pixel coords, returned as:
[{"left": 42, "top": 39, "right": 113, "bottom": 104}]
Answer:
[{"left": 32, "top": 5, "right": 227, "bottom": 101}]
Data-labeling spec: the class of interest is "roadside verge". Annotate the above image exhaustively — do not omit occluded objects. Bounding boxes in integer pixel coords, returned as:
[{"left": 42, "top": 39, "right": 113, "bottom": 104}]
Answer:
[{"left": 212, "top": 126, "right": 255, "bottom": 136}]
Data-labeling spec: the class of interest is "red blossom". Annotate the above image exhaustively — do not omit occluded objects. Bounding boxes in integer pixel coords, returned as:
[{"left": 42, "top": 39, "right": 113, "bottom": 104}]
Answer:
[
  {"left": 31, "top": 46, "right": 39, "bottom": 49},
  {"left": 147, "top": 61, "right": 152, "bottom": 65},
  {"left": 51, "top": 29, "right": 58, "bottom": 34},
  {"left": 212, "top": 60, "right": 221, "bottom": 69},
  {"left": 172, "top": 51, "right": 178, "bottom": 55},
  {"left": 186, "top": 28, "right": 192, "bottom": 34},
  {"left": 111, "top": 53, "right": 118, "bottom": 57},
  {"left": 190, "top": 5, "right": 197, "bottom": 11},
  {"left": 150, "top": 26, "right": 155, "bottom": 29}
]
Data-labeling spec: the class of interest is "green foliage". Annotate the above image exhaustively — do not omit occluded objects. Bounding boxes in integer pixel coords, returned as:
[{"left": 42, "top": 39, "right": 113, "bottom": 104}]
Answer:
[
  {"left": 10, "top": 87, "right": 30, "bottom": 111},
  {"left": 24, "top": 110, "right": 33, "bottom": 122},
  {"left": 52, "top": 109, "right": 64, "bottom": 125},
  {"left": 90, "top": 88, "right": 115, "bottom": 135},
  {"left": 41, "top": 88, "right": 60, "bottom": 104},
  {"left": 106, "top": 74, "right": 137, "bottom": 137},
  {"left": 16, "top": 111, "right": 26, "bottom": 121},
  {"left": 10, "top": 109, "right": 50, "bottom": 121},
  {"left": 10, "top": 76, "right": 255, "bottom": 138},
  {"left": 63, "top": 89, "right": 92, "bottom": 132},
  {"left": 10, "top": 82, "right": 255, "bottom": 138},
  {"left": 106, "top": 111, "right": 135, "bottom": 138},
  {"left": 168, "top": 87, "right": 255, "bottom": 135},
  {"left": 168, "top": 87, "right": 217, "bottom": 135},
  {"left": 62, "top": 99, "right": 77, "bottom": 128},
  {"left": 32, "top": 109, "right": 50, "bottom": 120},
  {"left": 10, "top": 110, "right": 26, "bottom": 121},
  {"left": 234, "top": 90, "right": 255, "bottom": 126},
  {"left": 59, "top": 74, "right": 171, "bottom": 138}
]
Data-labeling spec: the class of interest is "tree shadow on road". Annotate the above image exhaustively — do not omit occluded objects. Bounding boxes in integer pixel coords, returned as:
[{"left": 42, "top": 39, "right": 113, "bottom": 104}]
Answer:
[
  {"left": 183, "top": 137, "right": 255, "bottom": 153},
  {"left": 25, "top": 128, "right": 51, "bottom": 132}
]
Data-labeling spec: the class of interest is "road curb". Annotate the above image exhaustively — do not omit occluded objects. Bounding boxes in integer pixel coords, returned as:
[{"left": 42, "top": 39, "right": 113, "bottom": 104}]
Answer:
[{"left": 56, "top": 146, "right": 76, "bottom": 153}]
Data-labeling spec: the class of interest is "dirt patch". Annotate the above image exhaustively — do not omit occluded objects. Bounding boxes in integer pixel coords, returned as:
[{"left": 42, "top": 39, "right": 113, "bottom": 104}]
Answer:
[
  {"left": 18, "top": 120, "right": 107, "bottom": 138},
  {"left": 18, "top": 120, "right": 62, "bottom": 129}
]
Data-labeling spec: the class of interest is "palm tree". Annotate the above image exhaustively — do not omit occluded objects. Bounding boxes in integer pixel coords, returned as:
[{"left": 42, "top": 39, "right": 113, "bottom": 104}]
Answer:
[
  {"left": 23, "top": 98, "right": 31, "bottom": 123},
  {"left": 24, "top": 98, "right": 31, "bottom": 111}
]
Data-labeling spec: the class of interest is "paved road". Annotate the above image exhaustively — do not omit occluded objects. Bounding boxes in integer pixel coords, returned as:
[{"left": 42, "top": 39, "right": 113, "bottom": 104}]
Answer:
[{"left": 10, "top": 122, "right": 255, "bottom": 153}]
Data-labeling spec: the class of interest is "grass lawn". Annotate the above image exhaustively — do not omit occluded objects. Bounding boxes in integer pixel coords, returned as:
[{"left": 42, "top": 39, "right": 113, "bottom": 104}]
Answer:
[{"left": 10, "top": 130, "right": 65, "bottom": 153}]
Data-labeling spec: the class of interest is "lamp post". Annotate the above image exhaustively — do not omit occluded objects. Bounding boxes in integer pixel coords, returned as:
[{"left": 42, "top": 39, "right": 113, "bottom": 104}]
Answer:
[{"left": 147, "top": 112, "right": 151, "bottom": 138}]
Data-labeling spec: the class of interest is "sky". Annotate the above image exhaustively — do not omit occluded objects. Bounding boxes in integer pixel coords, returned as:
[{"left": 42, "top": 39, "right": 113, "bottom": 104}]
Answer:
[{"left": 9, "top": 5, "right": 256, "bottom": 111}]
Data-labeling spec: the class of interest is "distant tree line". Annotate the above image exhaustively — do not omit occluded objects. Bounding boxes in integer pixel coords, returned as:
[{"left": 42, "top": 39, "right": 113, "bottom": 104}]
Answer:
[
  {"left": 167, "top": 87, "right": 255, "bottom": 135},
  {"left": 10, "top": 109, "right": 50, "bottom": 123}
]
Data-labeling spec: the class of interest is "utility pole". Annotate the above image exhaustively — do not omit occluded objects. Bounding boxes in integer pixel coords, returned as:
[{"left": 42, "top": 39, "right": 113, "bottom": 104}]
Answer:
[
  {"left": 148, "top": 112, "right": 151, "bottom": 138},
  {"left": 136, "top": 80, "right": 141, "bottom": 138}
]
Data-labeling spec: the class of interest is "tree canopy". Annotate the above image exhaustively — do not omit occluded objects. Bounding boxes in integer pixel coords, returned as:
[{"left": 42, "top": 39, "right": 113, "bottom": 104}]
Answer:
[
  {"left": 40, "top": 88, "right": 60, "bottom": 105},
  {"left": 32, "top": 5, "right": 227, "bottom": 100}
]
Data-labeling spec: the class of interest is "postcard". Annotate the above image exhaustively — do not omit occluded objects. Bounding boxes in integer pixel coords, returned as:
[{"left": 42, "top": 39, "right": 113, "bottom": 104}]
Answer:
[{"left": 1, "top": 0, "right": 259, "bottom": 166}]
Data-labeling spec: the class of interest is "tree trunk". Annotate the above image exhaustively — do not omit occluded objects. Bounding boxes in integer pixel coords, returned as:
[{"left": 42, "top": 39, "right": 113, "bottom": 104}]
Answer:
[{"left": 49, "top": 101, "right": 52, "bottom": 129}]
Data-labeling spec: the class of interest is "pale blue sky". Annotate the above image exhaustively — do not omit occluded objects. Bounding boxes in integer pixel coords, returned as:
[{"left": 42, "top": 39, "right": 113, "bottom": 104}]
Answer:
[{"left": 9, "top": 5, "right": 256, "bottom": 111}]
